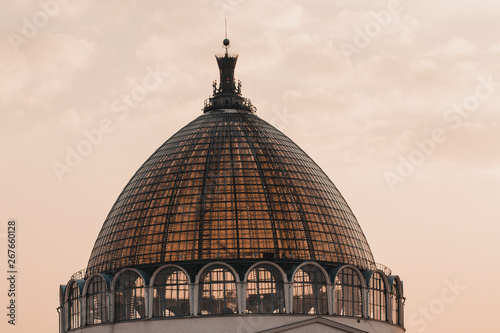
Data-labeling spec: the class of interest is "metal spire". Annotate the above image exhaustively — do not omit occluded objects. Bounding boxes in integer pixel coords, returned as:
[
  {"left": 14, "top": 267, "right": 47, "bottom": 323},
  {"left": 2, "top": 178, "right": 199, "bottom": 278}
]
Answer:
[{"left": 223, "top": 18, "right": 230, "bottom": 53}]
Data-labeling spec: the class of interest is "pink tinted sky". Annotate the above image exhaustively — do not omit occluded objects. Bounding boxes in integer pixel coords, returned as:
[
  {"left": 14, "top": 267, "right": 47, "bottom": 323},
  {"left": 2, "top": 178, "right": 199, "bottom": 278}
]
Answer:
[{"left": 1, "top": 1, "right": 499, "bottom": 332}]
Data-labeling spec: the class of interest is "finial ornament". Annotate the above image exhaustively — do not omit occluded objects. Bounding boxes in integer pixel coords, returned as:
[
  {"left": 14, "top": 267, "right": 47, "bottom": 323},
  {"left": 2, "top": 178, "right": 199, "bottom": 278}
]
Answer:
[
  {"left": 202, "top": 25, "right": 256, "bottom": 113},
  {"left": 223, "top": 18, "right": 230, "bottom": 51}
]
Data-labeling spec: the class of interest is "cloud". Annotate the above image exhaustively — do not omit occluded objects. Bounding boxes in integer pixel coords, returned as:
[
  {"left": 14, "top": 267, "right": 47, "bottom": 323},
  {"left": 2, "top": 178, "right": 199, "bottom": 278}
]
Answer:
[
  {"left": 0, "top": 34, "right": 95, "bottom": 106},
  {"left": 488, "top": 41, "right": 500, "bottom": 53},
  {"left": 424, "top": 38, "right": 476, "bottom": 57}
]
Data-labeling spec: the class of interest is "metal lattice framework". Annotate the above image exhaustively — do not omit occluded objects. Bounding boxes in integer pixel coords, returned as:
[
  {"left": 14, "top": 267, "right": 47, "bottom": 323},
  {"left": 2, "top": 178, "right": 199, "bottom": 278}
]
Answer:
[
  {"left": 85, "top": 38, "right": 376, "bottom": 277},
  {"left": 86, "top": 110, "right": 376, "bottom": 276}
]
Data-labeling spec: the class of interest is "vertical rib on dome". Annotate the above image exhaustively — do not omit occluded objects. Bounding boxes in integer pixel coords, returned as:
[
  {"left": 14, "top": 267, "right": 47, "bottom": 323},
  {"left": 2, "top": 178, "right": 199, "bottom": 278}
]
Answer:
[{"left": 85, "top": 112, "right": 376, "bottom": 277}]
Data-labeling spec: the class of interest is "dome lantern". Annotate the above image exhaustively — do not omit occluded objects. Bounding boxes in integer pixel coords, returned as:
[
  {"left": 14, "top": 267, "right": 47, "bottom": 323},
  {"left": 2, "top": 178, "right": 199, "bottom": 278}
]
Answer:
[{"left": 203, "top": 35, "right": 255, "bottom": 113}]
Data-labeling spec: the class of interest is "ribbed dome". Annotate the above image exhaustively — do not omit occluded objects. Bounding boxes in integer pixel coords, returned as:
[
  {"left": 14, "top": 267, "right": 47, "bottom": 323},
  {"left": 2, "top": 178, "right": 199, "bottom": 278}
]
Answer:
[{"left": 86, "top": 110, "right": 376, "bottom": 276}]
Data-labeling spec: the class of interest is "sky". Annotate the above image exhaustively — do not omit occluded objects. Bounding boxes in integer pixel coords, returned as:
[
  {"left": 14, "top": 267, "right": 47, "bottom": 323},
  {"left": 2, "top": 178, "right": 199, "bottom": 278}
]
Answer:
[{"left": 1, "top": 0, "right": 499, "bottom": 332}]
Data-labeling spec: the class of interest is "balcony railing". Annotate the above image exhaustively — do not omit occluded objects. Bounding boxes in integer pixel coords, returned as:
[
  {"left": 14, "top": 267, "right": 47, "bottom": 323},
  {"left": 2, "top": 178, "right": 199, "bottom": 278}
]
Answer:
[
  {"left": 376, "top": 263, "right": 392, "bottom": 276},
  {"left": 203, "top": 95, "right": 256, "bottom": 113},
  {"left": 70, "top": 269, "right": 87, "bottom": 280}
]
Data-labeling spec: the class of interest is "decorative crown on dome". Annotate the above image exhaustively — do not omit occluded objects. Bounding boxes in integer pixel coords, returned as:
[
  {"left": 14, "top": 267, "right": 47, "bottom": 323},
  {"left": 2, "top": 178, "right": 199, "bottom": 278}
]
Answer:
[{"left": 203, "top": 37, "right": 256, "bottom": 113}]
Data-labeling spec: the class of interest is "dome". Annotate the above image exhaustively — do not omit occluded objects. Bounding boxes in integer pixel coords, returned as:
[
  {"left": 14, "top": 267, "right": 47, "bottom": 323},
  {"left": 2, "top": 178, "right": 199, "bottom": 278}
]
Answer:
[
  {"left": 85, "top": 48, "right": 376, "bottom": 277},
  {"left": 60, "top": 40, "right": 405, "bottom": 333},
  {"left": 86, "top": 110, "right": 375, "bottom": 276}
]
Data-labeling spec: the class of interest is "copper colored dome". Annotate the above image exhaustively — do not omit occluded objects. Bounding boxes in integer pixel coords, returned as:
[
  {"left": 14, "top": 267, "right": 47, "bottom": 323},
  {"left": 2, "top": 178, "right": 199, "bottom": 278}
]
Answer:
[
  {"left": 85, "top": 46, "right": 376, "bottom": 277},
  {"left": 86, "top": 109, "right": 376, "bottom": 276}
]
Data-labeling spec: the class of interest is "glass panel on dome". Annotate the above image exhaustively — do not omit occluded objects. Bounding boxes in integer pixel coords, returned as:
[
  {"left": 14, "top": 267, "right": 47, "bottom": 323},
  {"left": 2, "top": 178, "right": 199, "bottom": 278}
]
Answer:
[
  {"left": 86, "top": 276, "right": 109, "bottom": 325},
  {"left": 368, "top": 273, "right": 386, "bottom": 321},
  {"left": 114, "top": 271, "right": 146, "bottom": 321},
  {"left": 334, "top": 268, "right": 363, "bottom": 317},
  {"left": 246, "top": 265, "right": 285, "bottom": 314},
  {"left": 292, "top": 265, "right": 328, "bottom": 314},
  {"left": 68, "top": 282, "right": 81, "bottom": 330},
  {"left": 199, "top": 266, "right": 237, "bottom": 315},
  {"left": 153, "top": 267, "right": 190, "bottom": 317},
  {"left": 85, "top": 113, "right": 376, "bottom": 276}
]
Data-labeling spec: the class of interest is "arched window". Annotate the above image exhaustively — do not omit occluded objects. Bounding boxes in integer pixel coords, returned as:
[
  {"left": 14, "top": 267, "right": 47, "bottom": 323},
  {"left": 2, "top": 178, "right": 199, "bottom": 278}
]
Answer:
[
  {"left": 86, "top": 275, "right": 109, "bottom": 325},
  {"left": 67, "top": 282, "right": 81, "bottom": 330},
  {"left": 246, "top": 264, "right": 285, "bottom": 314},
  {"left": 334, "top": 267, "right": 363, "bottom": 317},
  {"left": 153, "top": 267, "right": 190, "bottom": 317},
  {"left": 199, "top": 265, "right": 237, "bottom": 315},
  {"left": 114, "top": 271, "right": 146, "bottom": 321},
  {"left": 293, "top": 265, "right": 328, "bottom": 314},
  {"left": 59, "top": 285, "right": 66, "bottom": 331},
  {"left": 368, "top": 273, "right": 386, "bottom": 321},
  {"left": 391, "top": 281, "right": 401, "bottom": 325}
]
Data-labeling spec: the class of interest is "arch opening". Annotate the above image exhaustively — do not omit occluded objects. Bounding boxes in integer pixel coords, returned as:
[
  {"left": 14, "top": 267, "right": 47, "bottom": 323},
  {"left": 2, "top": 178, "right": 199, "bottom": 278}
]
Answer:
[
  {"left": 153, "top": 267, "right": 190, "bottom": 317},
  {"left": 246, "top": 264, "right": 285, "bottom": 314},
  {"left": 114, "top": 271, "right": 146, "bottom": 321},
  {"left": 293, "top": 265, "right": 328, "bottom": 314},
  {"left": 368, "top": 272, "right": 386, "bottom": 321},
  {"left": 86, "top": 275, "right": 109, "bottom": 325},
  {"left": 199, "top": 266, "right": 238, "bottom": 315},
  {"left": 67, "top": 282, "right": 81, "bottom": 330},
  {"left": 391, "top": 280, "right": 402, "bottom": 325},
  {"left": 334, "top": 267, "right": 363, "bottom": 317}
]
